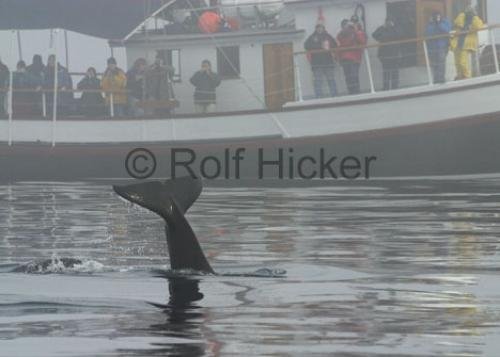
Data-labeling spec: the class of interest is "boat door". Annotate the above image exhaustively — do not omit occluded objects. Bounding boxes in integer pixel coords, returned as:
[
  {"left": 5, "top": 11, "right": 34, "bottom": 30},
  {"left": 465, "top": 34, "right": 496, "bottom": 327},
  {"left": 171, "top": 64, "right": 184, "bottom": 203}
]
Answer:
[
  {"left": 416, "top": 0, "right": 447, "bottom": 63},
  {"left": 417, "top": 2, "right": 447, "bottom": 37},
  {"left": 263, "top": 43, "right": 295, "bottom": 110}
]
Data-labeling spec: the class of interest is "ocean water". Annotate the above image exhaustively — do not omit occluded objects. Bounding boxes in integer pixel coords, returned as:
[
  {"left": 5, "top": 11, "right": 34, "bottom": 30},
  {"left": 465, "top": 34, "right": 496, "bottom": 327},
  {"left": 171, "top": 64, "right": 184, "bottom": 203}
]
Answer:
[{"left": 0, "top": 178, "right": 500, "bottom": 356}]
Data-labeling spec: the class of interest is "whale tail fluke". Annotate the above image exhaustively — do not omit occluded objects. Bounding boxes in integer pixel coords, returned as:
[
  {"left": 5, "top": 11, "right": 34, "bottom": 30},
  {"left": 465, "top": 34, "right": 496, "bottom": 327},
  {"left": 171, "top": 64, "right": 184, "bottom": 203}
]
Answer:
[
  {"left": 113, "top": 177, "right": 214, "bottom": 274},
  {"left": 113, "top": 176, "right": 202, "bottom": 216}
]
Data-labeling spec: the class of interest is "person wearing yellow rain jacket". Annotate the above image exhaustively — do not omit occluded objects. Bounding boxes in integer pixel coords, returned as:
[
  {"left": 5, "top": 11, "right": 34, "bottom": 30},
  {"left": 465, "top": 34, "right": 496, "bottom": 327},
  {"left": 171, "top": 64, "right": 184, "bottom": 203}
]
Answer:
[
  {"left": 450, "top": 6, "right": 485, "bottom": 80},
  {"left": 101, "top": 57, "right": 127, "bottom": 117}
]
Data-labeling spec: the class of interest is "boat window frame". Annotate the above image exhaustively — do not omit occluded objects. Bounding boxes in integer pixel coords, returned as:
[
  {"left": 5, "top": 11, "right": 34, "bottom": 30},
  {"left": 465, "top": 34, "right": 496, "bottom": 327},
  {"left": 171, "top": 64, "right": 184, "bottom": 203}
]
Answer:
[
  {"left": 162, "top": 48, "right": 182, "bottom": 83},
  {"left": 216, "top": 45, "right": 241, "bottom": 80}
]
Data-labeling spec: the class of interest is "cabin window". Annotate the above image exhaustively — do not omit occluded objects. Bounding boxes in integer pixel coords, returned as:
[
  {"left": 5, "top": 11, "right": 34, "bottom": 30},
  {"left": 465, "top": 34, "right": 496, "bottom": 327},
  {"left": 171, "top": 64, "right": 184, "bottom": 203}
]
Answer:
[
  {"left": 157, "top": 49, "right": 182, "bottom": 82},
  {"left": 217, "top": 46, "right": 240, "bottom": 79}
]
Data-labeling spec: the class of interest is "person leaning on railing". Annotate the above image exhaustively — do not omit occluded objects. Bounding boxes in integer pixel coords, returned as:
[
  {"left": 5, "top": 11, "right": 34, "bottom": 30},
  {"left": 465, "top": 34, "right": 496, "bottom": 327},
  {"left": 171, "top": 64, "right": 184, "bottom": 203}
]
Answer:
[
  {"left": 372, "top": 17, "right": 403, "bottom": 91},
  {"left": 101, "top": 57, "right": 127, "bottom": 117},
  {"left": 0, "top": 59, "right": 8, "bottom": 118},
  {"left": 450, "top": 6, "right": 485, "bottom": 80}
]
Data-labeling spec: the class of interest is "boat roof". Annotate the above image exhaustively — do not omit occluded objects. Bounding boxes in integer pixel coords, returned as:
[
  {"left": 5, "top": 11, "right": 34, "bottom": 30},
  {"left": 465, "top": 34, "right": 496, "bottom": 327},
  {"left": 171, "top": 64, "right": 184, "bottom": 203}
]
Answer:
[{"left": 0, "top": 0, "right": 169, "bottom": 40}]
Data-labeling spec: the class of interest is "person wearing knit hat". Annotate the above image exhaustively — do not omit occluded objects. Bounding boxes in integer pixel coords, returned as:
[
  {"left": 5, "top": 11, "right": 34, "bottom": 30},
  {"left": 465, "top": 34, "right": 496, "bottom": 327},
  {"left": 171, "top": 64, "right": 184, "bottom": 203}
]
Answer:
[{"left": 304, "top": 22, "right": 338, "bottom": 98}]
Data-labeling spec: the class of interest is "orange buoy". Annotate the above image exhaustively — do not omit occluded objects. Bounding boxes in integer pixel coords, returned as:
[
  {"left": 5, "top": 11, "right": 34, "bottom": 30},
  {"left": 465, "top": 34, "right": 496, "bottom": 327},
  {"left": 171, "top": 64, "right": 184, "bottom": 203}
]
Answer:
[{"left": 198, "top": 11, "right": 221, "bottom": 33}]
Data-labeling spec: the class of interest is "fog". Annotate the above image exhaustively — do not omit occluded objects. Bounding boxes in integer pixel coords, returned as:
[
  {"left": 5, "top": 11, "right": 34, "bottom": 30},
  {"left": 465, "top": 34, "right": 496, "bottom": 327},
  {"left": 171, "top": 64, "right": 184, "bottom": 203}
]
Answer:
[{"left": 0, "top": 30, "right": 126, "bottom": 73}]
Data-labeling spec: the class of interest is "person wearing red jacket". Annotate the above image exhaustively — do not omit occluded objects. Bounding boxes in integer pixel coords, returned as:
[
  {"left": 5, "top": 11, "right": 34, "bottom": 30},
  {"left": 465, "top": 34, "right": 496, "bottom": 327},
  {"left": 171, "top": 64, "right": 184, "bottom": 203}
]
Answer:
[{"left": 337, "top": 19, "right": 367, "bottom": 95}]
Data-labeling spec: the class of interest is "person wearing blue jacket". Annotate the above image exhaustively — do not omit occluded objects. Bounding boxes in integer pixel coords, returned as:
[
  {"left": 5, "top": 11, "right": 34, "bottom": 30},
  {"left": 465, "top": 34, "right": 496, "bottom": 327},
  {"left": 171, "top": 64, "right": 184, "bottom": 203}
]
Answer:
[{"left": 426, "top": 12, "right": 451, "bottom": 83}]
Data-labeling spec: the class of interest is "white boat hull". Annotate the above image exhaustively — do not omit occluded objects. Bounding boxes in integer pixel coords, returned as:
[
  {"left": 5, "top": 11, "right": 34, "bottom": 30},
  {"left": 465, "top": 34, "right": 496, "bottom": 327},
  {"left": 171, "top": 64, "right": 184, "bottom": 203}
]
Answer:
[{"left": 2, "top": 76, "right": 500, "bottom": 183}]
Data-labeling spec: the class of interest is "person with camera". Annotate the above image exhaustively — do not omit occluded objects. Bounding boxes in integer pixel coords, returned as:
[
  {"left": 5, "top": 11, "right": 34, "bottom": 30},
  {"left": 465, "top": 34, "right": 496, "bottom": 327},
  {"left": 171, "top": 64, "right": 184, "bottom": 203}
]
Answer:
[
  {"left": 337, "top": 18, "right": 367, "bottom": 95},
  {"left": 426, "top": 12, "right": 451, "bottom": 84},
  {"left": 304, "top": 23, "right": 338, "bottom": 98},
  {"left": 190, "top": 60, "right": 221, "bottom": 114}
]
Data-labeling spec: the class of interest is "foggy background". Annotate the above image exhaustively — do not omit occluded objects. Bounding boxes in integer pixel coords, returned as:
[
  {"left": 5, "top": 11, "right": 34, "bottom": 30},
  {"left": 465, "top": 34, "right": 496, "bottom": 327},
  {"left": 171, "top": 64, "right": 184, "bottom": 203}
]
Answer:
[{"left": 0, "top": 30, "right": 126, "bottom": 73}]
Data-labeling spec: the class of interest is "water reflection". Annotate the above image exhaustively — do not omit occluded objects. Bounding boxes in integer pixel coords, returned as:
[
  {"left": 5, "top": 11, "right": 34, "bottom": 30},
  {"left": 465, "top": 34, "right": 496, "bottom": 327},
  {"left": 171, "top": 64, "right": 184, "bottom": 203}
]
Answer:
[
  {"left": 1, "top": 179, "right": 500, "bottom": 355},
  {"left": 147, "top": 277, "right": 207, "bottom": 357}
]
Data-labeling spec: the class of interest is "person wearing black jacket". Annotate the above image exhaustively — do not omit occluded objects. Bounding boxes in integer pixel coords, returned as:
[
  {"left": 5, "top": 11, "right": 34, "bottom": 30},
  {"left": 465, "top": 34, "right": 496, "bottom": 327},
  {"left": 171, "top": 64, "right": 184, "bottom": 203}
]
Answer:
[
  {"left": 26, "top": 55, "right": 45, "bottom": 115},
  {"left": 372, "top": 18, "right": 402, "bottom": 91},
  {"left": 12, "top": 60, "right": 40, "bottom": 116},
  {"left": 304, "top": 23, "right": 338, "bottom": 98},
  {"left": 190, "top": 60, "right": 221, "bottom": 114},
  {"left": 77, "top": 67, "right": 104, "bottom": 116}
]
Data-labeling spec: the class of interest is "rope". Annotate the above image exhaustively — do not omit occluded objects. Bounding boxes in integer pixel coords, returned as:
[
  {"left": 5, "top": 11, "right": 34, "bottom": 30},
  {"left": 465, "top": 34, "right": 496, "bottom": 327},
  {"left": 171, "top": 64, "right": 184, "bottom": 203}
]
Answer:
[{"left": 185, "top": 0, "right": 291, "bottom": 138}]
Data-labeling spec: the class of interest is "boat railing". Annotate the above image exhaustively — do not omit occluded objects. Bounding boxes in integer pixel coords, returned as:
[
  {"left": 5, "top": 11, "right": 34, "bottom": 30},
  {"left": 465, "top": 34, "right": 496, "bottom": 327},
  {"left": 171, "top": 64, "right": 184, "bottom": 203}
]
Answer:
[
  {"left": 0, "top": 87, "right": 142, "bottom": 118},
  {"left": 292, "top": 24, "right": 500, "bottom": 102},
  {"left": 1, "top": 25, "right": 500, "bottom": 146}
]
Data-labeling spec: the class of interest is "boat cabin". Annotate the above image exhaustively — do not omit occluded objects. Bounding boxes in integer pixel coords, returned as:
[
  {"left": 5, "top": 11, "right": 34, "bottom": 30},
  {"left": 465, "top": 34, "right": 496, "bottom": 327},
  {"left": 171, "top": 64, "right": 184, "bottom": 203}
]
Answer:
[
  {"left": 0, "top": 0, "right": 499, "bottom": 117},
  {"left": 115, "top": 0, "right": 497, "bottom": 114}
]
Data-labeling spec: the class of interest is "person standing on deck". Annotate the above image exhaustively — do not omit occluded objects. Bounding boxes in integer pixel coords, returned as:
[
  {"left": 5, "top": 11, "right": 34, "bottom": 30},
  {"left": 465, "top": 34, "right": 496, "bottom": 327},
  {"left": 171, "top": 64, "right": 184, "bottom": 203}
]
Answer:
[
  {"left": 27, "top": 55, "right": 45, "bottom": 114},
  {"left": 0, "top": 59, "right": 9, "bottom": 118},
  {"left": 190, "top": 60, "right": 221, "bottom": 114},
  {"left": 77, "top": 67, "right": 104, "bottom": 117},
  {"left": 12, "top": 61, "right": 39, "bottom": 116},
  {"left": 126, "top": 58, "right": 147, "bottom": 117},
  {"left": 102, "top": 57, "right": 127, "bottom": 117},
  {"left": 450, "top": 6, "right": 484, "bottom": 80},
  {"left": 27, "top": 55, "right": 45, "bottom": 82},
  {"left": 337, "top": 19, "right": 367, "bottom": 95},
  {"left": 44, "top": 54, "right": 73, "bottom": 115},
  {"left": 304, "top": 23, "right": 338, "bottom": 98},
  {"left": 426, "top": 12, "right": 451, "bottom": 84},
  {"left": 373, "top": 18, "right": 403, "bottom": 91},
  {"left": 145, "top": 55, "right": 175, "bottom": 116}
]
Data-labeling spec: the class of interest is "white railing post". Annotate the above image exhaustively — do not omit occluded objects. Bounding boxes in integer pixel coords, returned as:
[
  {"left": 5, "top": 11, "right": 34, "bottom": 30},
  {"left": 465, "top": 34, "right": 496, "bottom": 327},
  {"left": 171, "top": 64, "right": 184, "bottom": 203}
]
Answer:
[
  {"left": 364, "top": 49, "right": 376, "bottom": 94},
  {"left": 423, "top": 40, "right": 434, "bottom": 85},
  {"left": 7, "top": 65, "right": 13, "bottom": 146},
  {"left": 110, "top": 92, "right": 115, "bottom": 117},
  {"left": 490, "top": 29, "right": 500, "bottom": 74},
  {"left": 294, "top": 56, "right": 304, "bottom": 102},
  {"left": 51, "top": 54, "right": 58, "bottom": 147},
  {"left": 42, "top": 92, "right": 47, "bottom": 117},
  {"left": 7, "top": 30, "right": 14, "bottom": 146},
  {"left": 49, "top": 29, "right": 59, "bottom": 147}
]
